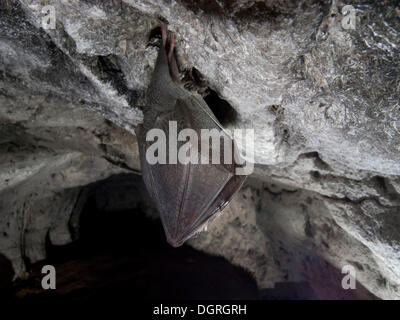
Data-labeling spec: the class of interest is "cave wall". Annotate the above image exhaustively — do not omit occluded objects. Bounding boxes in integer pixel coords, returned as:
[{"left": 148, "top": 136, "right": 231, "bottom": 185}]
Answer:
[{"left": 0, "top": 0, "right": 399, "bottom": 299}]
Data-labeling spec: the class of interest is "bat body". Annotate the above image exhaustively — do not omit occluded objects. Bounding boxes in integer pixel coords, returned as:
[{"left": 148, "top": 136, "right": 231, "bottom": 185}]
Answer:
[{"left": 136, "top": 24, "right": 246, "bottom": 247}]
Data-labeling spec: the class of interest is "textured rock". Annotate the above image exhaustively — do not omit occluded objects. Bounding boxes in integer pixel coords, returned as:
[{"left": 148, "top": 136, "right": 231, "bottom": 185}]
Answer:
[{"left": 0, "top": 0, "right": 399, "bottom": 299}]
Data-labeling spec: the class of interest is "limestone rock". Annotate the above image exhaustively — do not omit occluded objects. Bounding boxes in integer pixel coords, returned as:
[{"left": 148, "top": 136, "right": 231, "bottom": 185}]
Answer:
[{"left": 0, "top": 0, "right": 399, "bottom": 299}]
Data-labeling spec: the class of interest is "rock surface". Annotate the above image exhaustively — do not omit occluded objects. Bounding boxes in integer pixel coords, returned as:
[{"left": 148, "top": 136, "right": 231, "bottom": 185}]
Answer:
[{"left": 0, "top": 0, "right": 399, "bottom": 299}]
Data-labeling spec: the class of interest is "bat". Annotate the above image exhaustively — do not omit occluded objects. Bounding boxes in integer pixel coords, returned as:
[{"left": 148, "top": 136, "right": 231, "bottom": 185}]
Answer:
[{"left": 135, "top": 22, "right": 247, "bottom": 247}]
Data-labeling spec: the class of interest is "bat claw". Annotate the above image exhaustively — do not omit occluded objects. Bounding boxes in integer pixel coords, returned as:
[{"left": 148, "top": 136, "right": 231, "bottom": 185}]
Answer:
[
  {"left": 166, "top": 30, "right": 180, "bottom": 82},
  {"left": 160, "top": 21, "right": 167, "bottom": 48},
  {"left": 168, "top": 31, "right": 174, "bottom": 60}
]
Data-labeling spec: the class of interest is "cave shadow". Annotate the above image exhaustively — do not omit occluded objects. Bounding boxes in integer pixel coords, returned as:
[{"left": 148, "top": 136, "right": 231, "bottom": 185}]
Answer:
[
  {"left": 11, "top": 174, "right": 261, "bottom": 302},
  {"left": 0, "top": 253, "right": 14, "bottom": 299}
]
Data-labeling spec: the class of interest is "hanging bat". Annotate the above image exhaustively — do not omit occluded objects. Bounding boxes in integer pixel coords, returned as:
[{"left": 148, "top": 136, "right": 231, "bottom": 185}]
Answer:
[{"left": 135, "top": 22, "right": 247, "bottom": 247}]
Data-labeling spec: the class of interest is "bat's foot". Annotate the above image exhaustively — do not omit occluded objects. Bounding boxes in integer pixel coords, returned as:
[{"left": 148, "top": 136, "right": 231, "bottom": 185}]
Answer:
[
  {"left": 160, "top": 21, "right": 168, "bottom": 49},
  {"left": 167, "top": 31, "right": 174, "bottom": 60},
  {"left": 157, "top": 22, "right": 180, "bottom": 82},
  {"left": 167, "top": 31, "right": 180, "bottom": 82}
]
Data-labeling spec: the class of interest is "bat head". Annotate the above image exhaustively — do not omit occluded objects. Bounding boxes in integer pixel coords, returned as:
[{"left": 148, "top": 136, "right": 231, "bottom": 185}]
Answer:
[{"left": 162, "top": 208, "right": 219, "bottom": 247}]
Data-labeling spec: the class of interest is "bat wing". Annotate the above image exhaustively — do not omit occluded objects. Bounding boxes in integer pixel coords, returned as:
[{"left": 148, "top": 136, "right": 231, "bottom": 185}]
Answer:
[{"left": 138, "top": 94, "right": 247, "bottom": 246}]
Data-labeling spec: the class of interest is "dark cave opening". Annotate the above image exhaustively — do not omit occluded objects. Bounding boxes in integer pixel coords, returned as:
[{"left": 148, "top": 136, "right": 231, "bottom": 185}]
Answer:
[
  {"left": 204, "top": 89, "right": 238, "bottom": 127},
  {"left": 180, "top": 66, "right": 238, "bottom": 128},
  {"left": 9, "top": 175, "right": 260, "bottom": 302}
]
